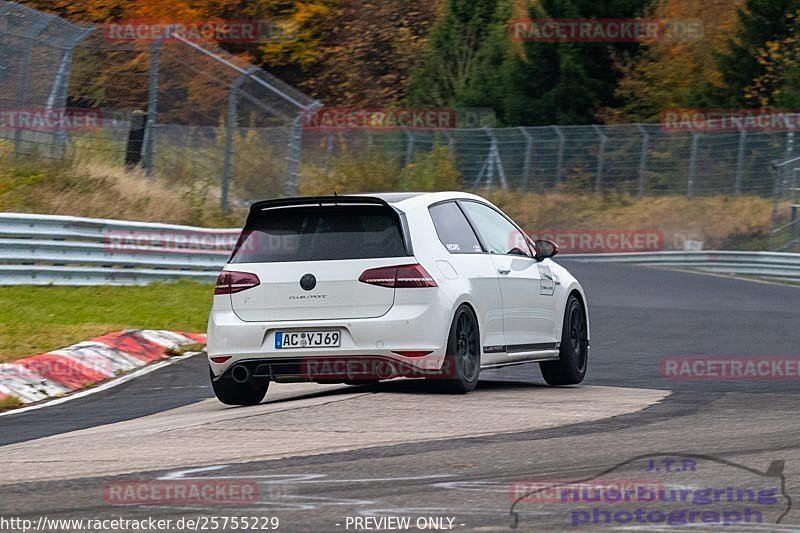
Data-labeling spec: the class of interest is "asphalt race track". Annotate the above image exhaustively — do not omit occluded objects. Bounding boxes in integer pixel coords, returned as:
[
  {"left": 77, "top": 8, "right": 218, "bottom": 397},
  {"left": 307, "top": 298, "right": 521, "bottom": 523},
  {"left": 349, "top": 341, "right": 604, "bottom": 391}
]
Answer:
[{"left": 1, "top": 261, "right": 799, "bottom": 532}]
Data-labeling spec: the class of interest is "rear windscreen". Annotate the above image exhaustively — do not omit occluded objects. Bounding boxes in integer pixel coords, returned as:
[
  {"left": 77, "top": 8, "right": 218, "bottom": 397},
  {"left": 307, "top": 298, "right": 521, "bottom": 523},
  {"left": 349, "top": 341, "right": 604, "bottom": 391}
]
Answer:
[{"left": 230, "top": 205, "right": 408, "bottom": 263}]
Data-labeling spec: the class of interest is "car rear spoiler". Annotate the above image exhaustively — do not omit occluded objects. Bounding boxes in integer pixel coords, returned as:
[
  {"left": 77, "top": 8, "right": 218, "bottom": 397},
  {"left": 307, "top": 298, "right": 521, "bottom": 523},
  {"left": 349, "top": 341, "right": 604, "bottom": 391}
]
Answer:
[
  {"left": 243, "top": 195, "right": 414, "bottom": 256},
  {"left": 250, "top": 195, "right": 392, "bottom": 212}
]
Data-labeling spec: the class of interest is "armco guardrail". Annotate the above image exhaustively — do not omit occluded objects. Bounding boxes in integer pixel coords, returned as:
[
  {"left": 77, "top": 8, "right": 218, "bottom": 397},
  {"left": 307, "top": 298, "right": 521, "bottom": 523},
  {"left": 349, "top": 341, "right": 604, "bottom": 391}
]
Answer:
[
  {"left": 567, "top": 251, "right": 800, "bottom": 281},
  {"left": 2, "top": 214, "right": 800, "bottom": 285},
  {"left": 0, "top": 213, "right": 239, "bottom": 285}
]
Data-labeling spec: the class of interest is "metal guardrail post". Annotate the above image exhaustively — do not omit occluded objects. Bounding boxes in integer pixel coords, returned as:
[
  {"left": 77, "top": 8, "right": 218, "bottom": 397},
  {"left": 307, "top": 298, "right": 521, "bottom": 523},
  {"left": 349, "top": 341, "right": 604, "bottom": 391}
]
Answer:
[
  {"left": 222, "top": 67, "right": 258, "bottom": 213},
  {"left": 142, "top": 37, "right": 164, "bottom": 177},
  {"left": 636, "top": 124, "right": 649, "bottom": 198},
  {"left": 688, "top": 132, "right": 699, "bottom": 197}
]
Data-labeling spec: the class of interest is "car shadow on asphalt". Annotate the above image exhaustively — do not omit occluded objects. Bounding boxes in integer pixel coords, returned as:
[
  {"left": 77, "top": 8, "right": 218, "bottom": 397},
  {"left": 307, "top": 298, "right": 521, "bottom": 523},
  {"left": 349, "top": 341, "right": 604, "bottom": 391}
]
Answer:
[{"left": 213, "top": 378, "right": 556, "bottom": 410}]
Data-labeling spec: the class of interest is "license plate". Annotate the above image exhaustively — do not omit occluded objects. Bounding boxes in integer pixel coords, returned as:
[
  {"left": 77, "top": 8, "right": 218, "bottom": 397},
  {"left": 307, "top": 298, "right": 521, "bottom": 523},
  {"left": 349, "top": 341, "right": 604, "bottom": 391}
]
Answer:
[{"left": 275, "top": 331, "right": 341, "bottom": 349}]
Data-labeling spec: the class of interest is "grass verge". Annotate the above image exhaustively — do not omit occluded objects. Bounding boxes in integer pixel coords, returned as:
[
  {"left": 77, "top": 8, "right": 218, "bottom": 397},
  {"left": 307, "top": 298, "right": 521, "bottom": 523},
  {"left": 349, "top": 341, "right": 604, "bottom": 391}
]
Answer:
[
  {"left": 0, "top": 281, "right": 213, "bottom": 363},
  {"left": 0, "top": 158, "right": 245, "bottom": 227},
  {"left": 0, "top": 396, "right": 22, "bottom": 412}
]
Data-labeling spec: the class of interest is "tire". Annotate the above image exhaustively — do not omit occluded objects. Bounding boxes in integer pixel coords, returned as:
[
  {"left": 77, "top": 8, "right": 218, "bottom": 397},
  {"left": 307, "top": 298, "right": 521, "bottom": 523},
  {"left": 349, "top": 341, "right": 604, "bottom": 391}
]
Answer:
[
  {"left": 541, "top": 295, "right": 588, "bottom": 386},
  {"left": 432, "top": 305, "right": 481, "bottom": 393},
  {"left": 210, "top": 367, "right": 269, "bottom": 406}
]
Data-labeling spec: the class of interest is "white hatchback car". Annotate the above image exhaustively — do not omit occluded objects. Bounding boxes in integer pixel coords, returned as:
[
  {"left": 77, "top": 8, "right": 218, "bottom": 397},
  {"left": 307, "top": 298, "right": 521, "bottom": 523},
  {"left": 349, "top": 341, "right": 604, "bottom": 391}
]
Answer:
[{"left": 207, "top": 192, "right": 589, "bottom": 405}]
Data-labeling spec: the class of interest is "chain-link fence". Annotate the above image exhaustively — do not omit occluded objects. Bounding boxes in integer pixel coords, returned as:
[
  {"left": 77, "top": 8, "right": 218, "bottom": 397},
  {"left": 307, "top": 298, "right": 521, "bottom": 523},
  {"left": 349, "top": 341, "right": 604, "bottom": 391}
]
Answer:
[
  {"left": 0, "top": 0, "right": 318, "bottom": 211},
  {"left": 1, "top": 1, "right": 799, "bottom": 251},
  {"left": 297, "top": 125, "right": 797, "bottom": 197}
]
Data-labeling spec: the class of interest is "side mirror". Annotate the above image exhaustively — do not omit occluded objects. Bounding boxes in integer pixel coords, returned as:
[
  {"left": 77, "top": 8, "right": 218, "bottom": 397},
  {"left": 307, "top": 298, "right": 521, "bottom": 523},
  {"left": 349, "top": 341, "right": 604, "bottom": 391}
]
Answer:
[{"left": 534, "top": 239, "right": 559, "bottom": 261}]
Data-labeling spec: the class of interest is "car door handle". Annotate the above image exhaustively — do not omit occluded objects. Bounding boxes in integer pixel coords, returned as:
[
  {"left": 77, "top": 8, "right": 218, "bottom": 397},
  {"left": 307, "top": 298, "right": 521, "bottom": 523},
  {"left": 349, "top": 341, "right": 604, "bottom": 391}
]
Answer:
[{"left": 497, "top": 268, "right": 511, "bottom": 275}]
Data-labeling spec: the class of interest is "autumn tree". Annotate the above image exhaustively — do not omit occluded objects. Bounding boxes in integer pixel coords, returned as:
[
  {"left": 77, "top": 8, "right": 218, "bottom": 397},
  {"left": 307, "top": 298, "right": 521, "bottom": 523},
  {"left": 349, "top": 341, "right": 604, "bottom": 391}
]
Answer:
[
  {"left": 610, "top": 0, "right": 741, "bottom": 122},
  {"left": 747, "top": 10, "right": 800, "bottom": 107},
  {"left": 276, "top": 0, "right": 441, "bottom": 106},
  {"left": 716, "top": 0, "right": 800, "bottom": 106}
]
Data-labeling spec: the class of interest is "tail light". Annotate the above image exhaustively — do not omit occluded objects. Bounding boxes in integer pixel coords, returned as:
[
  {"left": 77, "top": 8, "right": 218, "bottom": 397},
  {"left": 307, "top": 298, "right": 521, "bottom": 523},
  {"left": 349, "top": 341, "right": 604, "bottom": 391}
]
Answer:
[
  {"left": 359, "top": 264, "right": 437, "bottom": 288},
  {"left": 215, "top": 271, "right": 261, "bottom": 295}
]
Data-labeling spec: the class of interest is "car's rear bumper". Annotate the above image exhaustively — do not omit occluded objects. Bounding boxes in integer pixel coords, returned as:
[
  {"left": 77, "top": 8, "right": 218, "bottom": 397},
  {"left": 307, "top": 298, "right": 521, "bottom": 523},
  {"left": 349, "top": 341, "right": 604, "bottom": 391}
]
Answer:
[
  {"left": 211, "top": 355, "right": 453, "bottom": 383},
  {"left": 207, "top": 300, "right": 452, "bottom": 378}
]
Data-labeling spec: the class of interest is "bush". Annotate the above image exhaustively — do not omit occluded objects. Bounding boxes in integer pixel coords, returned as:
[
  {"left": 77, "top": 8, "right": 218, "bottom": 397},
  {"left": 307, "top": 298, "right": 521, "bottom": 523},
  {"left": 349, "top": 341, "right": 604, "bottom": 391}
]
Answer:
[{"left": 299, "top": 145, "right": 461, "bottom": 194}]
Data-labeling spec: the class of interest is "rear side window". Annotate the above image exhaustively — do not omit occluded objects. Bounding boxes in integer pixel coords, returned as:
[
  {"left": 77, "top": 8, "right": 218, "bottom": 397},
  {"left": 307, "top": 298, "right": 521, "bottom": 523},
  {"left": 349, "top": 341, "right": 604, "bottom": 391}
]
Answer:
[
  {"left": 429, "top": 202, "right": 483, "bottom": 254},
  {"left": 230, "top": 205, "right": 408, "bottom": 263},
  {"left": 459, "top": 201, "right": 532, "bottom": 257}
]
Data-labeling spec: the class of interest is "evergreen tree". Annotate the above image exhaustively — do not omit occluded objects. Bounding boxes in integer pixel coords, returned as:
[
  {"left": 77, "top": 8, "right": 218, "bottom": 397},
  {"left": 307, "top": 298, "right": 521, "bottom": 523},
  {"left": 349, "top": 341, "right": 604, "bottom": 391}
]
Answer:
[
  {"left": 406, "top": 0, "right": 511, "bottom": 107},
  {"left": 487, "top": 0, "right": 644, "bottom": 125}
]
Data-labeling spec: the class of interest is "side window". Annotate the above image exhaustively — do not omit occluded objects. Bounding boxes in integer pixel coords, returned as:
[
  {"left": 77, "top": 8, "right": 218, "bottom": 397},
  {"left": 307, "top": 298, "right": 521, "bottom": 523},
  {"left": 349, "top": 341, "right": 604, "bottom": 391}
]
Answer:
[
  {"left": 428, "top": 202, "right": 483, "bottom": 254},
  {"left": 459, "top": 201, "right": 531, "bottom": 257}
]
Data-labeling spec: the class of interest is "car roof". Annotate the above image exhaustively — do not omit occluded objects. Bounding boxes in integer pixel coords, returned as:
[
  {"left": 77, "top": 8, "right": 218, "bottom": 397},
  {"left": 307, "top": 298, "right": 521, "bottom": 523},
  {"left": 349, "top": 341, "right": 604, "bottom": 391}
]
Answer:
[
  {"left": 248, "top": 192, "right": 490, "bottom": 214},
  {"left": 361, "top": 191, "right": 488, "bottom": 207}
]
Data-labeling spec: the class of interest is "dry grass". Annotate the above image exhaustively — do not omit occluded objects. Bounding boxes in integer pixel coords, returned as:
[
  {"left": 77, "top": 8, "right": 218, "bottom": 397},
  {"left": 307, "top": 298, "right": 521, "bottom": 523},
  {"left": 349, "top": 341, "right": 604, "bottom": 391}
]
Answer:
[
  {"left": 487, "top": 191, "right": 780, "bottom": 249},
  {"left": 0, "top": 158, "right": 245, "bottom": 227},
  {"left": 0, "top": 395, "right": 22, "bottom": 412},
  {"left": 0, "top": 157, "right": 782, "bottom": 249}
]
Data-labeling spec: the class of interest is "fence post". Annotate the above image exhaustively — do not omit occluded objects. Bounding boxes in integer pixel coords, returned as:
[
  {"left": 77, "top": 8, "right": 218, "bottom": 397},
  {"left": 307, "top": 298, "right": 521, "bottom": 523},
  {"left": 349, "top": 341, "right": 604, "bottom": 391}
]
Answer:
[
  {"left": 285, "top": 116, "right": 303, "bottom": 197},
  {"left": 485, "top": 129, "right": 496, "bottom": 190},
  {"left": 286, "top": 101, "right": 320, "bottom": 196},
  {"left": 785, "top": 130, "right": 797, "bottom": 198},
  {"left": 222, "top": 67, "right": 258, "bottom": 213},
  {"left": 593, "top": 125, "right": 606, "bottom": 193},
  {"left": 636, "top": 124, "right": 649, "bottom": 197},
  {"left": 734, "top": 128, "right": 747, "bottom": 195},
  {"left": 771, "top": 162, "right": 782, "bottom": 250},
  {"left": 142, "top": 38, "right": 164, "bottom": 177},
  {"left": 46, "top": 27, "right": 93, "bottom": 158},
  {"left": 444, "top": 131, "right": 455, "bottom": 154},
  {"left": 520, "top": 127, "right": 533, "bottom": 191},
  {"left": 324, "top": 133, "right": 335, "bottom": 176},
  {"left": 687, "top": 132, "right": 699, "bottom": 197},
  {"left": 552, "top": 125, "right": 564, "bottom": 186},
  {"left": 13, "top": 14, "right": 54, "bottom": 156},
  {"left": 403, "top": 128, "right": 415, "bottom": 166},
  {"left": 125, "top": 110, "right": 146, "bottom": 167}
]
